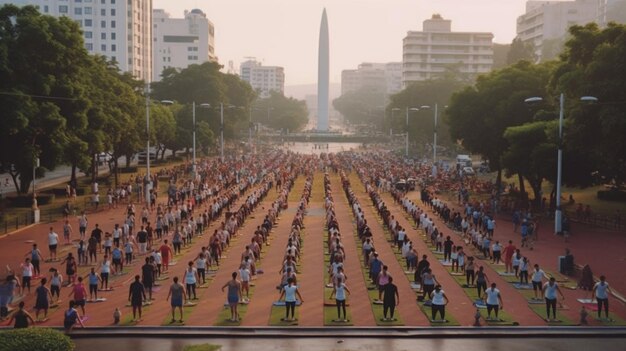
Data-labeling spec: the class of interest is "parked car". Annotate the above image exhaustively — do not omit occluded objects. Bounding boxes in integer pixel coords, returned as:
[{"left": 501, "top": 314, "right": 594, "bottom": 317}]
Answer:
[
  {"left": 97, "top": 152, "right": 112, "bottom": 165},
  {"left": 137, "top": 151, "right": 157, "bottom": 164},
  {"left": 462, "top": 166, "right": 475, "bottom": 176}
]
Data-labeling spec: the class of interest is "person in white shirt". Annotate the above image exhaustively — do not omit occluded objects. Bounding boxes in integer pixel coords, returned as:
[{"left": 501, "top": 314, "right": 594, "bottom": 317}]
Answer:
[
  {"left": 592, "top": 275, "right": 612, "bottom": 320},
  {"left": 48, "top": 227, "right": 59, "bottom": 261},
  {"left": 483, "top": 283, "right": 503, "bottom": 321},
  {"left": 430, "top": 285, "right": 449, "bottom": 322},
  {"left": 543, "top": 277, "right": 565, "bottom": 322},
  {"left": 239, "top": 263, "right": 251, "bottom": 299},
  {"left": 531, "top": 264, "right": 549, "bottom": 300}
]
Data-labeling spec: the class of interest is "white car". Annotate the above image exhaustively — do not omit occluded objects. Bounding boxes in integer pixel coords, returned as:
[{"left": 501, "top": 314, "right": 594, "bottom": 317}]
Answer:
[{"left": 462, "top": 166, "right": 475, "bottom": 176}]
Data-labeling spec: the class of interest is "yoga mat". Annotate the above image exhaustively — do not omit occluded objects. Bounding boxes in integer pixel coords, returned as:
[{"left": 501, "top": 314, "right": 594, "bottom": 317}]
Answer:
[{"left": 512, "top": 283, "right": 533, "bottom": 290}]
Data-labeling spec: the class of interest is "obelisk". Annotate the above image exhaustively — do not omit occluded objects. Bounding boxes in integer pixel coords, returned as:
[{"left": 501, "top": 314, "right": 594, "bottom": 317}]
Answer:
[{"left": 317, "top": 8, "right": 329, "bottom": 131}]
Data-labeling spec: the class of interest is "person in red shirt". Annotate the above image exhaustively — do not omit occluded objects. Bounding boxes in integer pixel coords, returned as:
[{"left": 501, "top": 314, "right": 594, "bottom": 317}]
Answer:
[
  {"left": 503, "top": 240, "right": 517, "bottom": 274},
  {"left": 67, "top": 277, "right": 87, "bottom": 315},
  {"left": 159, "top": 239, "right": 174, "bottom": 272}
]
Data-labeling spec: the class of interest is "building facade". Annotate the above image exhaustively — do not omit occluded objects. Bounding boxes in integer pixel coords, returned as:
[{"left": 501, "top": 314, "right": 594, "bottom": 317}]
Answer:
[
  {"left": 2, "top": 0, "right": 152, "bottom": 81},
  {"left": 152, "top": 8, "right": 215, "bottom": 82},
  {"left": 402, "top": 14, "right": 493, "bottom": 86},
  {"left": 341, "top": 62, "right": 402, "bottom": 97},
  {"left": 516, "top": 0, "right": 600, "bottom": 60},
  {"left": 240, "top": 59, "right": 285, "bottom": 98}
]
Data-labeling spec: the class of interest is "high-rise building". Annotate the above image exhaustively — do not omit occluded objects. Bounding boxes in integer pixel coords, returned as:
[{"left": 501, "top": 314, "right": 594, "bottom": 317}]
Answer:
[
  {"left": 516, "top": 0, "right": 600, "bottom": 60},
  {"left": 1, "top": 0, "right": 152, "bottom": 81},
  {"left": 239, "top": 59, "right": 285, "bottom": 98},
  {"left": 152, "top": 8, "right": 216, "bottom": 82},
  {"left": 341, "top": 62, "right": 402, "bottom": 97},
  {"left": 402, "top": 14, "right": 493, "bottom": 86}
]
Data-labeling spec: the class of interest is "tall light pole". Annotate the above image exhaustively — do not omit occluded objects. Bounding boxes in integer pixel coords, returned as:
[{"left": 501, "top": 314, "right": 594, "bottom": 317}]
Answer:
[
  {"left": 145, "top": 83, "right": 151, "bottom": 205},
  {"left": 249, "top": 107, "right": 253, "bottom": 154},
  {"left": 405, "top": 107, "right": 419, "bottom": 157},
  {"left": 524, "top": 93, "right": 598, "bottom": 234},
  {"left": 220, "top": 102, "right": 224, "bottom": 162},
  {"left": 391, "top": 108, "right": 400, "bottom": 136},
  {"left": 433, "top": 103, "right": 438, "bottom": 164}
]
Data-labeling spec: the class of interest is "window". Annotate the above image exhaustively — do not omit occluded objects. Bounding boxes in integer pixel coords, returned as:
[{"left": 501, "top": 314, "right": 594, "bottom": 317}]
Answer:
[
  {"left": 75, "top": 0, "right": 82, "bottom": 2},
  {"left": 101, "top": 44, "right": 106, "bottom": 51},
  {"left": 111, "top": 20, "right": 116, "bottom": 28},
  {"left": 101, "top": 9, "right": 105, "bottom": 16},
  {"left": 84, "top": 7, "right": 91, "bottom": 14},
  {"left": 101, "top": 0, "right": 105, "bottom": 4},
  {"left": 43, "top": 5, "right": 48, "bottom": 12},
  {"left": 74, "top": 7, "right": 82, "bottom": 15},
  {"left": 111, "top": 56, "right": 116, "bottom": 62},
  {"left": 111, "top": 44, "right": 116, "bottom": 52},
  {"left": 101, "top": 20, "right": 106, "bottom": 28},
  {"left": 111, "top": 9, "right": 116, "bottom": 16},
  {"left": 111, "top": 33, "right": 116, "bottom": 40},
  {"left": 86, "top": 43, "right": 93, "bottom": 50},
  {"left": 59, "top": 5, "right": 68, "bottom": 13},
  {"left": 84, "top": 19, "right": 92, "bottom": 27},
  {"left": 111, "top": 0, "right": 116, "bottom": 4},
  {"left": 84, "top": 31, "right": 92, "bottom": 39},
  {"left": 101, "top": 32, "right": 106, "bottom": 39}
]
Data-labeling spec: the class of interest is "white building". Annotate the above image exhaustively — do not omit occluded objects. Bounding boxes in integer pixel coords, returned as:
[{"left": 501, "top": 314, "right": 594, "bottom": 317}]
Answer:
[
  {"left": 152, "top": 8, "right": 216, "bottom": 82},
  {"left": 1, "top": 0, "right": 152, "bottom": 81},
  {"left": 240, "top": 59, "right": 285, "bottom": 98},
  {"left": 341, "top": 62, "right": 402, "bottom": 97},
  {"left": 516, "top": 0, "right": 600, "bottom": 60},
  {"left": 402, "top": 14, "right": 493, "bottom": 86}
]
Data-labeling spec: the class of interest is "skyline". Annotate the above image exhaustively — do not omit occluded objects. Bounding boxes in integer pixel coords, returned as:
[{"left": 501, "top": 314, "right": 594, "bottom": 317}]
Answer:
[{"left": 153, "top": 0, "right": 532, "bottom": 85}]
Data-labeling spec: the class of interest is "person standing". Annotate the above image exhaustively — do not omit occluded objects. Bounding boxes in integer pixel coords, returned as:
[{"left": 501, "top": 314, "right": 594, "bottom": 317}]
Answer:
[
  {"left": 67, "top": 277, "right": 87, "bottom": 315},
  {"left": 86, "top": 268, "right": 101, "bottom": 301},
  {"left": 49, "top": 269, "right": 63, "bottom": 303},
  {"left": 531, "top": 264, "right": 549, "bottom": 300},
  {"left": 483, "top": 283, "right": 503, "bottom": 321},
  {"left": 431, "top": 284, "right": 449, "bottom": 322},
  {"left": 166, "top": 276, "right": 186, "bottom": 323},
  {"left": 26, "top": 244, "right": 43, "bottom": 278},
  {"left": 184, "top": 261, "right": 199, "bottom": 300},
  {"left": 381, "top": 276, "right": 399, "bottom": 321},
  {"left": 222, "top": 272, "right": 242, "bottom": 322},
  {"left": 20, "top": 258, "right": 34, "bottom": 295},
  {"left": 78, "top": 212, "right": 88, "bottom": 241},
  {"left": 48, "top": 227, "right": 59, "bottom": 261},
  {"left": 592, "top": 275, "right": 612, "bottom": 321},
  {"left": 330, "top": 277, "right": 351, "bottom": 322},
  {"left": 128, "top": 275, "right": 146, "bottom": 322},
  {"left": 502, "top": 240, "right": 516, "bottom": 274},
  {"left": 100, "top": 255, "right": 113, "bottom": 290},
  {"left": 160, "top": 240, "right": 174, "bottom": 272},
  {"left": 543, "top": 277, "right": 565, "bottom": 322},
  {"left": 7, "top": 301, "right": 35, "bottom": 328},
  {"left": 141, "top": 258, "right": 154, "bottom": 301},
  {"left": 34, "top": 278, "right": 52, "bottom": 321},
  {"left": 63, "top": 220, "right": 73, "bottom": 245}
]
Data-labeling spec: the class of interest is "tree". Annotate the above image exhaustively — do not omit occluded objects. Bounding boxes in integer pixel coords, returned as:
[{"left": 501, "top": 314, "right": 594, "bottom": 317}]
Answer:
[
  {"left": 332, "top": 86, "right": 387, "bottom": 127},
  {"left": 447, "top": 61, "right": 553, "bottom": 190},
  {"left": 507, "top": 37, "right": 536, "bottom": 64},
  {"left": 502, "top": 121, "right": 557, "bottom": 208},
  {"left": 387, "top": 78, "right": 464, "bottom": 154},
  {"left": 254, "top": 91, "right": 309, "bottom": 132},
  {"left": 550, "top": 22, "right": 626, "bottom": 187},
  {"left": 0, "top": 5, "right": 88, "bottom": 193}
]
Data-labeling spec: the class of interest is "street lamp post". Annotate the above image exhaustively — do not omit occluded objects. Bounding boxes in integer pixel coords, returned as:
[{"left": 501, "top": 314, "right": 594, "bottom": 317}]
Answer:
[
  {"left": 220, "top": 102, "right": 224, "bottom": 162},
  {"left": 145, "top": 83, "right": 151, "bottom": 205},
  {"left": 433, "top": 103, "right": 438, "bottom": 164},
  {"left": 391, "top": 108, "right": 400, "bottom": 136},
  {"left": 405, "top": 107, "right": 420, "bottom": 157},
  {"left": 524, "top": 93, "right": 598, "bottom": 234}
]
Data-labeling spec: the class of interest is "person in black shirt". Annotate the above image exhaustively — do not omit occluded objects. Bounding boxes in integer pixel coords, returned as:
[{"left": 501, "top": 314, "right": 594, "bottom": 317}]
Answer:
[
  {"left": 443, "top": 236, "right": 454, "bottom": 262},
  {"left": 91, "top": 224, "right": 103, "bottom": 253},
  {"left": 381, "top": 277, "right": 399, "bottom": 321},
  {"left": 415, "top": 255, "right": 430, "bottom": 284},
  {"left": 128, "top": 275, "right": 146, "bottom": 322},
  {"left": 141, "top": 258, "right": 155, "bottom": 301},
  {"left": 9, "top": 302, "right": 35, "bottom": 328},
  {"left": 137, "top": 226, "right": 148, "bottom": 255}
]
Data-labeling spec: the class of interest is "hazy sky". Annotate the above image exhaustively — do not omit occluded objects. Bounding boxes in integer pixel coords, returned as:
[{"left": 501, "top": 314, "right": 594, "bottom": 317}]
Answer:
[{"left": 153, "top": 0, "right": 533, "bottom": 85}]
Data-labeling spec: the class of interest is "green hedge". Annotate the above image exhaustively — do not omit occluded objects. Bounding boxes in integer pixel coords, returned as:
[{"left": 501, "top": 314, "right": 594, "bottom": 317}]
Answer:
[
  {"left": 7, "top": 194, "right": 55, "bottom": 207},
  {"left": 0, "top": 328, "right": 74, "bottom": 351},
  {"left": 597, "top": 190, "right": 626, "bottom": 202}
]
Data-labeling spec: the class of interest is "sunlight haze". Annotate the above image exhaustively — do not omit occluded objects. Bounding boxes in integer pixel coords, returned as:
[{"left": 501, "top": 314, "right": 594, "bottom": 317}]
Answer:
[{"left": 153, "top": 0, "right": 531, "bottom": 86}]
